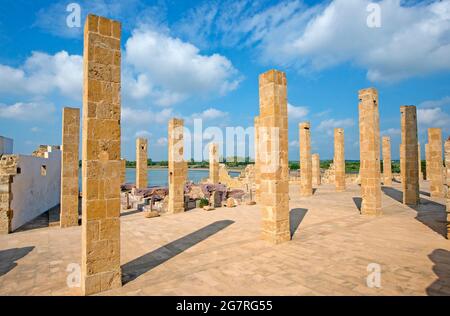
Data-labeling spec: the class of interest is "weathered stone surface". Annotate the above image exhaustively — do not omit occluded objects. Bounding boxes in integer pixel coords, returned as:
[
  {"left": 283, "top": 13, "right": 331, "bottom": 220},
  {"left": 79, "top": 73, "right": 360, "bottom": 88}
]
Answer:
[
  {"left": 312, "top": 153, "right": 321, "bottom": 186},
  {"left": 445, "top": 138, "right": 450, "bottom": 239},
  {"left": 418, "top": 143, "right": 423, "bottom": 180},
  {"left": 0, "top": 156, "right": 18, "bottom": 234},
  {"left": 136, "top": 138, "right": 148, "bottom": 189},
  {"left": 81, "top": 14, "right": 122, "bottom": 296},
  {"left": 334, "top": 128, "right": 345, "bottom": 192},
  {"left": 144, "top": 211, "right": 159, "bottom": 218},
  {"left": 299, "top": 122, "right": 312, "bottom": 197},
  {"left": 400, "top": 106, "right": 419, "bottom": 206},
  {"left": 60, "top": 107, "right": 80, "bottom": 228},
  {"left": 168, "top": 118, "right": 187, "bottom": 214},
  {"left": 382, "top": 136, "right": 392, "bottom": 186},
  {"left": 425, "top": 143, "right": 430, "bottom": 180},
  {"left": 258, "top": 69, "right": 290, "bottom": 244},
  {"left": 254, "top": 116, "right": 261, "bottom": 204},
  {"left": 209, "top": 143, "right": 219, "bottom": 184},
  {"left": 226, "top": 197, "right": 237, "bottom": 208},
  {"left": 358, "top": 88, "right": 381, "bottom": 216},
  {"left": 120, "top": 159, "right": 126, "bottom": 184},
  {"left": 428, "top": 128, "right": 444, "bottom": 198}
]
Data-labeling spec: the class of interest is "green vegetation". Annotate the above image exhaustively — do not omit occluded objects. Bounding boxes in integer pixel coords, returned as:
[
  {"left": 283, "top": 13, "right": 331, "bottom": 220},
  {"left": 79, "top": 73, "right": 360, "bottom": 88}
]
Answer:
[{"left": 198, "top": 198, "right": 209, "bottom": 208}]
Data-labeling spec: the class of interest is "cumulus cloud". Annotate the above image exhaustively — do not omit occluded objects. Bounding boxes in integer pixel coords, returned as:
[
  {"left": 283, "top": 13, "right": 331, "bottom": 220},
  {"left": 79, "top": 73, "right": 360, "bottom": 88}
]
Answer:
[
  {"left": 125, "top": 27, "right": 241, "bottom": 106},
  {"left": 417, "top": 107, "right": 450, "bottom": 131},
  {"left": 122, "top": 107, "right": 175, "bottom": 125},
  {"left": 288, "top": 103, "right": 309, "bottom": 119},
  {"left": 420, "top": 96, "right": 450, "bottom": 109},
  {"left": 0, "top": 51, "right": 82, "bottom": 100},
  {"left": 317, "top": 118, "right": 354, "bottom": 131},
  {"left": 0, "top": 102, "right": 56, "bottom": 121},
  {"left": 381, "top": 128, "right": 401, "bottom": 136},
  {"left": 135, "top": 130, "right": 152, "bottom": 138},
  {"left": 156, "top": 137, "right": 168, "bottom": 146}
]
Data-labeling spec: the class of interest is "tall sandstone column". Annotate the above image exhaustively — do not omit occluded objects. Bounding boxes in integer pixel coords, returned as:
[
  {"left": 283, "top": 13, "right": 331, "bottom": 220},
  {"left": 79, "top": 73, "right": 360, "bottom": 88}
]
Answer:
[
  {"left": 445, "top": 138, "right": 450, "bottom": 239},
  {"left": 418, "top": 143, "right": 423, "bottom": 180},
  {"left": 425, "top": 143, "right": 430, "bottom": 180},
  {"left": 334, "top": 128, "right": 345, "bottom": 192},
  {"left": 254, "top": 116, "right": 261, "bottom": 204},
  {"left": 400, "top": 106, "right": 419, "bottom": 205},
  {"left": 258, "top": 70, "right": 290, "bottom": 244},
  {"left": 382, "top": 136, "right": 392, "bottom": 186},
  {"left": 60, "top": 107, "right": 80, "bottom": 228},
  {"left": 120, "top": 158, "right": 126, "bottom": 184},
  {"left": 168, "top": 118, "right": 187, "bottom": 213},
  {"left": 299, "top": 122, "right": 312, "bottom": 197},
  {"left": 428, "top": 128, "right": 444, "bottom": 198},
  {"left": 209, "top": 142, "right": 219, "bottom": 184},
  {"left": 81, "top": 15, "right": 122, "bottom": 295},
  {"left": 358, "top": 88, "right": 381, "bottom": 216},
  {"left": 135, "top": 138, "right": 148, "bottom": 189},
  {"left": 312, "top": 153, "right": 321, "bottom": 186}
]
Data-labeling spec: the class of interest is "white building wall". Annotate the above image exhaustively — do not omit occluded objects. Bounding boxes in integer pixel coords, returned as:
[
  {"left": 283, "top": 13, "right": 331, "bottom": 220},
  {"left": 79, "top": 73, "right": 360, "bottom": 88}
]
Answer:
[
  {"left": 0, "top": 136, "right": 13, "bottom": 155},
  {"left": 10, "top": 147, "right": 61, "bottom": 231}
]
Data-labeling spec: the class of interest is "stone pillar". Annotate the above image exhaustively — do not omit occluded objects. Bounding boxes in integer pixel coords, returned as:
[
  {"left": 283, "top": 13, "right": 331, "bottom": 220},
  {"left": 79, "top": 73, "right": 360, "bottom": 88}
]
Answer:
[
  {"left": 334, "top": 128, "right": 345, "bottom": 192},
  {"left": 0, "top": 156, "right": 19, "bottom": 234},
  {"left": 81, "top": 14, "right": 122, "bottom": 296},
  {"left": 254, "top": 116, "right": 261, "bottom": 204},
  {"left": 299, "top": 122, "right": 312, "bottom": 197},
  {"left": 425, "top": 143, "right": 430, "bottom": 180},
  {"left": 258, "top": 69, "right": 290, "bottom": 244},
  {"left": 209, "top": 142, "right": 219, "bottom": 184},
  {"left": 135, "top": 138, "right": 148, "bottom": 189},
  {"left": 382, "top": 136, "right": 392, "bottom": 186},
  {"left": 60, "top": 107, "right": 80, "bottom": 228},
  {"left": 418, "top": 143, "right": 423, "bottom": 180},
  {"left": 120, "top": 159, "right": 126, "bottom": 184},
  {"left": 358, "top": 88, "right": 381, "bottom": 216},
  {"left": 428, "top": 128, "right": 444, "bottom": 198},
  {"left": 445, "top": 138, "right": 450, "bottom": 239},
  {"left": 400, "top": 106, "right": 419, "bottom": 206},
  {"left": 168, "top": 118, "right": 187, "bottom": 214},
  {"left": 312, "top": 153, "right": 321, "bottom": 186}
]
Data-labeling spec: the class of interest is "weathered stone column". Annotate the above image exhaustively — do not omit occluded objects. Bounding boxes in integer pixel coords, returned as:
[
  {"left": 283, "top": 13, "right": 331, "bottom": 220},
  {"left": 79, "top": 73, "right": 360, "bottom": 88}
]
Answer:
[
  {"left": 60, "top": 107, "right": 80, "bottom": 228},
  {"left": 358, "top": 88, "right": 381, "bottom": 216},
  {"left": 254, "top": 116, "right": 261, "bottom": 204},
  {"left": 81, "top": 14, "right": 122, "bottom": 295},
  {"left": 312, "top": 153, "right": 321, "bottom": 186},
  {"left": 400, "top": 106, "right": 419, "bottom": 206},
  {"left": 445, "top": 138, "right": 450, "bottom": 239},
  {"left": 0, "top": 156, "right": 19, "bottom": 234},
  {"left": 382, "top": 136, "right": 392, "bottom": 186},
  {"left": 425, "top": 143, "right": 430, "bottom": 180},
  {"left": 259, "top": 69, "right": 290, "bottom": 244},
  {"left": 299, "top": 122, "right": 312, "bottom": 197},
  {"left": 120, "top": 159, "right": 126, "bottom": 184},
  {"left": 334, "top": 128, "right": 345, "bottom": 192},
  {"left": 168, "top": 118, "right": 187, "bottom": 214},
  {"left": 135, "top": 138, "right": 148, "bottom": 189},
  {"left": 209, "top": 142, "right": 219, "bottom": 184},
  {"left": 418, "top": 143, "right": 423, "bottom": 180},
  {"left": 428, "top": 128, "right": 444, "bottom": 198}
]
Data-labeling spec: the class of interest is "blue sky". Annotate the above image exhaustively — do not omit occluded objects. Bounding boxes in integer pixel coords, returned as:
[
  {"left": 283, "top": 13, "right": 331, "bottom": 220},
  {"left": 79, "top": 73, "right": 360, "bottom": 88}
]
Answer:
[{"left": 0, "top": 0, "right": 449, "bottom": 161}]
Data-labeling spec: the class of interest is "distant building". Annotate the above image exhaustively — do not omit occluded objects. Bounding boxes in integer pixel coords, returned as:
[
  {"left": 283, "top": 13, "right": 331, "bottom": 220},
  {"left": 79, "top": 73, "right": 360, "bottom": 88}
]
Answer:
[{"left": 0, "top": 136, "right": 13, "bottom": 155}]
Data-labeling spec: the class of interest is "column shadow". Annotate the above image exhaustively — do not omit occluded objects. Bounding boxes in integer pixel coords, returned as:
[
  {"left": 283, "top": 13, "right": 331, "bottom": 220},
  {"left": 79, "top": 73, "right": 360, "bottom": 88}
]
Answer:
[
  {"left": 0, "top": 246, "right": 34, "bottom": 277},
  {"left": 382, "top": 186, "right": 447, "bottom": 238},
  {"left": 290, "top": 208, "right": 308, "bottom": 238},
  {"left": 352, "top": 197, "right": 362, "bottom": 213},
  {"left": 426, "top": 249, "right": 450, "bottom": 296},
  {"left": 121, "top": 220, "right": 234, "bottom": 284}
]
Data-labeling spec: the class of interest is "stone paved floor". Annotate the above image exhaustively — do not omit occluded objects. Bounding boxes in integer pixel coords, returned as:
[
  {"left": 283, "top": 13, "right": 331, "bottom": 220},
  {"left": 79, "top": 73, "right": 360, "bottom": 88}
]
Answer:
[{"left": 0, "top": 181, "right": 449, "bottom": 296}]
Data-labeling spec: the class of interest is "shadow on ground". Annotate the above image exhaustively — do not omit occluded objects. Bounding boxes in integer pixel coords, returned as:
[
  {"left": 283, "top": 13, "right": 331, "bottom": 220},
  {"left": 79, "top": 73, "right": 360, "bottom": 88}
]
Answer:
[
  {"left": 382, "top": 186, "right": 447, "bottom": 238},
  {"left": 0, "top": 246, "right": 34, "bottom": 277},
  {"left": 121, "top": 220, "right": 234, "bottom": 284},
  {"left": 352, "top": 197, "right": 362, "bottom": 213},
  {"left": 426, "top": 249, "right": 450, "bottom": 295},
  {"left": 290, "top": 208, "right": 308, "bottom": 238}
]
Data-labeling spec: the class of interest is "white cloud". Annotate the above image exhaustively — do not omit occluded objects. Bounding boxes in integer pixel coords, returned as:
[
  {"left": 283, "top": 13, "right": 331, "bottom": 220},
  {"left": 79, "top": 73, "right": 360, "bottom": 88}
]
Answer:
[
  {"left": 122, "top": 107, "right": 175, "bottom": 125},
  {"left": 417, "top": 107, "right": 450, "bottom": 131},
  {"left": 420, "top": 96, "right": 450, "bottom": 108},
  {"left": 381, "top": 128, "right": 401, "bottom": 136},
  {"left": 289, "top": 140, "right": 299, "bottom": 147},
  {"left": 125, "top": 27, "right": 241, "bottom": 106},
  {"left": 317, "top": 118, "right": 354, "bottom": 131},
  {"left": 135, "top": 130, "right": 152, "bottom": 138},
  {"left": 288, "top": 103, "right": 309, "bottom": 119},
  {"left": 0, "top": 51, "right": 82, "bottom": 100},
  {"left": 189, "top": 108, "right": 228, "bottom": 123},
  {"left": 0, "top": 102, "right": 56, "bottom": 121},
  {"left": 156, "top": 137, "right": 168, "bottom": 146}
]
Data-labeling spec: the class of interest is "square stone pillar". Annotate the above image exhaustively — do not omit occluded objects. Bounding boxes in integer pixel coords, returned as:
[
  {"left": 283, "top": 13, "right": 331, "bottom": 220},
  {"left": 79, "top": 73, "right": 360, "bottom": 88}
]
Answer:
[
  {"left": 135, "top": 138, "right": 148, "bottom": 189},
  {"left": 445, "top": 138, "right": 450, "bottom": 239},
  {"left": 358, "top": 88, "right": 381, "bottom": 216},
  {"left": 400, "top": 106, "right": 419, "bottom": 206},
  {"left": 418, "top": 143, "right": 423, "bottom": 180},
  {"left": 299, "top": 122, "right": 312, "bottom": 197},
  {"left": 428, "top": 128, "right": 444, "bottom": 198},
  {"left": 425, "top": 143, "right": 430, "bottom": 180},
  {"left": 334, "top": 128, "right": 346, "bottom": 192},
  {"left": 120, "top": 159, "right": 126, "bottom": 184},
  {"left": 168, "top": 118, "right": 187, "bottom": 214},
  {"left": 258, "top": 69, "right": 290, "bottom": 244},
  {"left": 81, "top": 14, "right": 122, "bottom": 296},
  {"left": 209, "top": 142, "right": 219, "bottom": 184},
  {"left": 382, "top": 136, "right": 392, "bottom": 186},
  {"left": 60, "top": 107, "right": 80, "bottom": 228},
  {"left": 312, "top": 153, "right": 321, "bottom": 186},
  {"left": 254, "top": 116, "right": 261, "bottom": 204}
]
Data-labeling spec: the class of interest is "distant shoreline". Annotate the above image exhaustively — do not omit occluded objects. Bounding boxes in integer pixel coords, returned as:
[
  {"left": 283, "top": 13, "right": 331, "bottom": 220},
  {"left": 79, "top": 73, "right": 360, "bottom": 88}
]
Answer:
[{"left": 126, "top": 166, "right": 244, "bottom": 172}]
